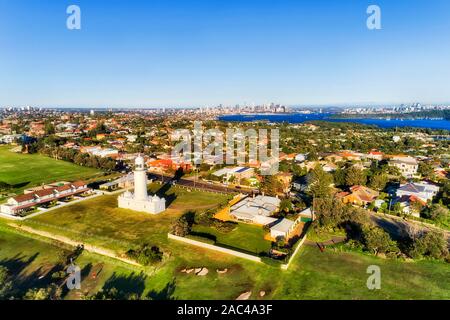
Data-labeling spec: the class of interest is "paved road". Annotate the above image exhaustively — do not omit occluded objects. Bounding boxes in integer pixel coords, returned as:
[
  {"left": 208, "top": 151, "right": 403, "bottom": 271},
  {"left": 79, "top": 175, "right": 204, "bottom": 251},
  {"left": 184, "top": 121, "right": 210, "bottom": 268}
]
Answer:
[{"left": 148, "top": 173, "right": 257, "bottom": 195}]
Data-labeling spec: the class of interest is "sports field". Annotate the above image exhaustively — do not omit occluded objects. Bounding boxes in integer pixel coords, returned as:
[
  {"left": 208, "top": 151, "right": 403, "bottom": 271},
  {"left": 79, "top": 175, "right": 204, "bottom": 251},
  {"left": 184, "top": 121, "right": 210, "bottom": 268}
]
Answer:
[{"left": 0, "top": 146, "right": 101, "bottom": 195}]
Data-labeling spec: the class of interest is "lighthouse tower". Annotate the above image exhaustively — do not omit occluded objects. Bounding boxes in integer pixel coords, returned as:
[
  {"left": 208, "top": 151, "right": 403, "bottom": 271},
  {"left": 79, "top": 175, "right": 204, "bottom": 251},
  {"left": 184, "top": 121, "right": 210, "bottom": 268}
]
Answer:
[
  {"left": 117, "top": 155, "right": 166, "bottom": 214},
  {"left": 133, "top": 155, "right": 148, "bottom": 201}
]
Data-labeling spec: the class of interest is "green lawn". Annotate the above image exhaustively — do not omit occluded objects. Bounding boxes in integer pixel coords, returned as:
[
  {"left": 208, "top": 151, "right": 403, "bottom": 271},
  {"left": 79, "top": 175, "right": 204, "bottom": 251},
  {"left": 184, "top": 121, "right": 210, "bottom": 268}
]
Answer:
[
  {"left": 0, "top": 221, "right": 449, "bottom": 300},
  {"left": 1, "top": 182, "right": 449, "bottom": 300},
  {"left": 0, "top": 224, "right": 73, "bottom": 295},
  {"left": 22, "top": 184, "right": 231, "bottom": 254},
  {"left": 192, "top": 223, "right": 272, "bottom": 255},
  {"left": 272, "top": 245, "right": 450, "bottom": 300},
  {"left": 0, "top": 146, "right": 101, "bottom": 194}
]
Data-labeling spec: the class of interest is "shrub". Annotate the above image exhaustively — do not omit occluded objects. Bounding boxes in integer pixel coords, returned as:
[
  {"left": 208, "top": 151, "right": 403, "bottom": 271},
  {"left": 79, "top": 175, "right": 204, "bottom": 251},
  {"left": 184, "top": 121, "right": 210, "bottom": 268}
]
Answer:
[
  {"left": 126, "top": 244, "right": 163, "bottom": 266},
  {"left": 407, "top": 230, "right": 449, "bottom": 260},
  {"left": 172, "top": 216, "right": 191, "bottom": 237},
  {"left": 212, "top": 219, "right": 237, "bottom": 233}
]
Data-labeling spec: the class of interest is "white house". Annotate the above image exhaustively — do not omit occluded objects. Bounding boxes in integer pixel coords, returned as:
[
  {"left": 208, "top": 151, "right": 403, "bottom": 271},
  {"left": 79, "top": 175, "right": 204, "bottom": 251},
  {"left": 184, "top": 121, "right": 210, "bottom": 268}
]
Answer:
[
  {"left": 294, "top": 154, "right": 307, "bottom": 163},
  {"left": 213, "top": 166, "right": 254, "bottom": 183},
  {"left": 0, "top": 181, "right": 90, "bottom": 216},
  {"left": 229, "top": 194, "right": 280, "bottom": 224},
  {"left": 270, "top": 216, "right": 303, "bottom": 241},
  {"left": 389, "top": 156, "right": 418, "bottom": 178},
  {"left": 396, "top": 181, "right": 440, "bottom": 203}
]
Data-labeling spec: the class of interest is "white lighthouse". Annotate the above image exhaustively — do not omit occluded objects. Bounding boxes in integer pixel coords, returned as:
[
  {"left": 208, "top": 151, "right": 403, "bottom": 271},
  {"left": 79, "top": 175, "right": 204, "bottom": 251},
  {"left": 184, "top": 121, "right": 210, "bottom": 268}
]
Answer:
[
  {"left": 118, "top": 155, "right": 166, "bottom": 214},
  {"left": 133, "top": 155, "right": 148, "bottom": 201}
]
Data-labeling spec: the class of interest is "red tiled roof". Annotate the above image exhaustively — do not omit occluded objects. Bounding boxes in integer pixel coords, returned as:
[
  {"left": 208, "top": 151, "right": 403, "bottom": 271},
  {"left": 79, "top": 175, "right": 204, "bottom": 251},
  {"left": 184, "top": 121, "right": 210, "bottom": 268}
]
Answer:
[
  {"left": 34, "top": 188, "right": 55, "bottom": 197},
  {"left": 71, "top": 181, "right": 86, "bottom": 188},
  {"left": 13, "top": 193, "right": 35, "bottom": 203},
  {"left": 56, "top": 184, "right": 72, "bottom": 192}
]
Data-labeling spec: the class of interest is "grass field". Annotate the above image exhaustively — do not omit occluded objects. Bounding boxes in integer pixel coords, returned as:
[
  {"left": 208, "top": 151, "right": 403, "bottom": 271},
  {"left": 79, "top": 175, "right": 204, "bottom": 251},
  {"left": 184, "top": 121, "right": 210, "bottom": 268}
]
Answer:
[
  {"left": 0, "top": 146, "right": 101, "bottom": 195},
  {"left": 192, "top": 223, "right": 272, "bottom": 255},
  {"left": 22, "top": 183, "right": 232, "bottom": 254},
  {"left": 1, "top": 180, "right": 449, "bottom": 299},
  {"left": 1, "top": 221, "right": 449, "bottom": 300}
]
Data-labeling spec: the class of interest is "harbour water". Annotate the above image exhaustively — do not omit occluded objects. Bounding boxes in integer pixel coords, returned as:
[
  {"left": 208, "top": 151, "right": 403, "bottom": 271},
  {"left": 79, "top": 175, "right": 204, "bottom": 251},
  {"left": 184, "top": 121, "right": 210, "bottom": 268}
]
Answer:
[{"left": 218, "top": 114, "right": 450, "bottom": 130}]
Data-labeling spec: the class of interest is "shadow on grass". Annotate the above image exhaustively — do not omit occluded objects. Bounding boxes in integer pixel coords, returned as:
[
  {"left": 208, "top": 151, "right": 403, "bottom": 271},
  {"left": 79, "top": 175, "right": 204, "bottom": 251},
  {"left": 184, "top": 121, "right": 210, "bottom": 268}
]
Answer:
[
  {"left": 155, "top": 182, "right": 177, "bottom": 207},
  {"left": 102, "top": 271, "right": 147, "bottom": 299},
  {"left": 0, "top": 252, "right": 69, "bottom": 297},
  {"left": 189, "top": 231, "right": 217, "bottom": 242},
  {"left": 146, "top": 278, "right": 176, "bottom": 300},
  {"left": 12, "top": 181, "right": 31, "bottom": 189}
]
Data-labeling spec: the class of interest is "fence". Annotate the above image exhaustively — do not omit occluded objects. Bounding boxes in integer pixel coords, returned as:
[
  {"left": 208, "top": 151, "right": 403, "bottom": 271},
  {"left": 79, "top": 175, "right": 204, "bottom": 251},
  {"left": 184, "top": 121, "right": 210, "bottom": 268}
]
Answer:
[
  {"left": 280, "top": 234, "right": 307, "bottom": 270},
  {"left": 168, "top": 233, "right": 262, "bottom": 263}
]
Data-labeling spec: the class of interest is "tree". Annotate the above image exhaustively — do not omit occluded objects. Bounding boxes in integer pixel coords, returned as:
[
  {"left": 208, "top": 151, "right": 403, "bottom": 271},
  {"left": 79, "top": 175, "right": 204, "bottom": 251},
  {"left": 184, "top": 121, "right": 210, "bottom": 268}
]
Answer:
[
  {"left": 279, "top": 199, "right": 293, "bottom": 214},
  {"left": 369, "top": 173, "right": 388, "bottom": 191},
  {"left": 440, "top": 181, "right": 450, "bottom": 206},
  {"left": 333, "top": 167, "right": 346, "bottom": 187},
  {"left": 418, "top": 162, "right": 434, "bottom": 179},
  {"left": 410, "top": 200, "right": 425, "bottom": 216},
  {"left": 307, "top": 150, "right": 318, "bottom": 161},
  {"left": 424, "top": 204, "right": 449, "bottom": 224},
  {"left": 362, "top": 226, "right": 399, "bottom": 256},
  {"left": 260, "top": 175, "right": 284, "bottom": 195},
  {"left": 171, "top": 215, "right": 191, "bottom": 237},
  {"left": 313, "top": 198, "right": 345, "bottom": 229},
  {"left": 0, "top": 266, "right": 13, "bottom": 299},
  {"left": 44, "top": 122, "right": 55, "bottom": 135},
  {"left": 345, "top": 167, "right": 366, "bottom": 187},
  {"left": 408, "top": 230, "right": 449, "bottom": 260},
  {"left": 307, "top": 165, "right": 334, "bottom": 198},
  {"left": 24, "top": 284, "right": 62, "bottom": 300}
]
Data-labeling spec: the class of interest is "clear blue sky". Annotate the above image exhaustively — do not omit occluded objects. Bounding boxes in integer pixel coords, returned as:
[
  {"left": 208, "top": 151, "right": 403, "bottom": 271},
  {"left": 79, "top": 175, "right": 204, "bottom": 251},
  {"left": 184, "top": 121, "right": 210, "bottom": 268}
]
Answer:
[{"left": 1, "top": 0, "right": 450, "bottom": 108}]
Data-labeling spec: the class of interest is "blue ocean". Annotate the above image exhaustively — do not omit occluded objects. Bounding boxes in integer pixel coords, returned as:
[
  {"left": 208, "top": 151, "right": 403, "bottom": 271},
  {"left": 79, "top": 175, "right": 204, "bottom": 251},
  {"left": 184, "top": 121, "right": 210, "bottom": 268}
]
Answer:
[{"left": 218, "top": 114, "right": 450, "bottom": 130}]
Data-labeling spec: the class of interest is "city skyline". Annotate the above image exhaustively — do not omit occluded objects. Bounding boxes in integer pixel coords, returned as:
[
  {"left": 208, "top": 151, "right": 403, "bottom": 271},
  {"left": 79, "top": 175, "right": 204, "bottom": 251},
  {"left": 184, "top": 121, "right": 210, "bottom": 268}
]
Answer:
[{"left": 2, "top": 0, "right": 450, "bottom": 107}]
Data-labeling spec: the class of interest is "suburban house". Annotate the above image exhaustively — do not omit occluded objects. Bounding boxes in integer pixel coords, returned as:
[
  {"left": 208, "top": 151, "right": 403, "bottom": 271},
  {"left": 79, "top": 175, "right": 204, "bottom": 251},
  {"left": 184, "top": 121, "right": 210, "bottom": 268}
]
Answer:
[
  {"left": 270, "top": 218, "right": 297, "bottom": 241},
  {"left": 322, "top": 162, "right": 338, "bottom": 172},
  {"left": 388, "top": 156, "right": 419, "bottom": 178},
  {"left": 269, "top": 208, "right": 312, "bottom": 241},
  {"left": 395, "top": 181, "right": 440, "bottom": 203},
  {"left": 229, "top": 194, "right": 280, "bottom": 225},
  {"left": 396, "top": 195, "right": 426, "bottom": 217},
  {"left": 294, "top": 153, "right": 307, "bottom": 163},
  {"left": 147, "top": 159, "right": 191, "bottom": 173},
  {"left": 100, "top": 173, "right": 135, "bottom": 191},
  {"left": 341, "top": 185, "right": 379, "bottom": 206},
  {"left": 0, "top": 181, "right": 90, "bottom": 216},
  {"left": 213, "top": 166, "right": 255, "bottom": 184},
  {"left": 366, "top": 150, "right": 384, "bottom": 161}
]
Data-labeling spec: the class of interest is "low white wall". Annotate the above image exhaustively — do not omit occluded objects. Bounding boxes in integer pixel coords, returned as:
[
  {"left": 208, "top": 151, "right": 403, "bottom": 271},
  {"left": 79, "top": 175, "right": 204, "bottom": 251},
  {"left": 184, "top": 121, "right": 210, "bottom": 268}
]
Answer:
[
  {"left": 168, "top": 233, "right": 262, "bottom": 263},
  {"left": 280, "top": 235, "right": 307, "bottom": 270}
]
